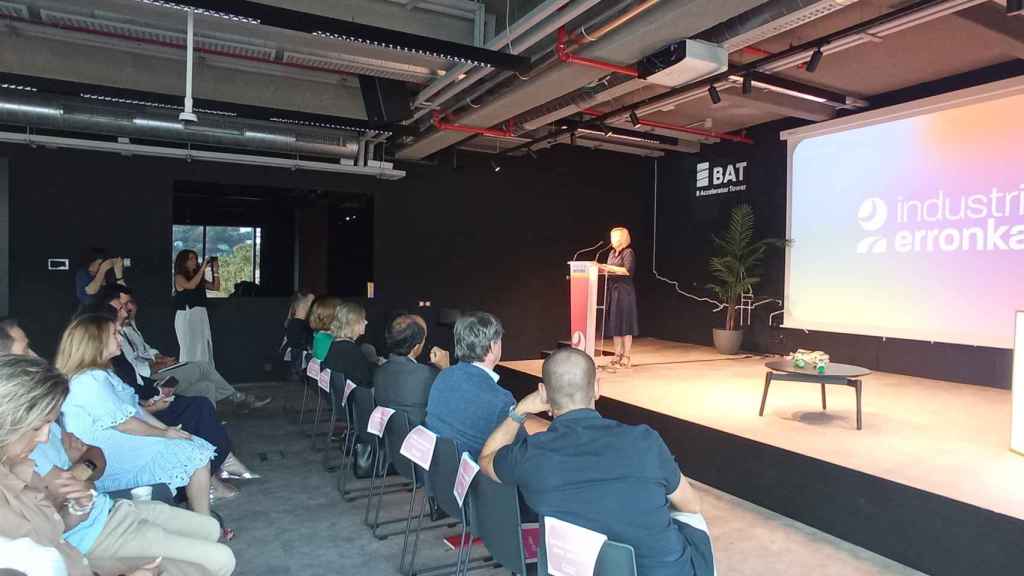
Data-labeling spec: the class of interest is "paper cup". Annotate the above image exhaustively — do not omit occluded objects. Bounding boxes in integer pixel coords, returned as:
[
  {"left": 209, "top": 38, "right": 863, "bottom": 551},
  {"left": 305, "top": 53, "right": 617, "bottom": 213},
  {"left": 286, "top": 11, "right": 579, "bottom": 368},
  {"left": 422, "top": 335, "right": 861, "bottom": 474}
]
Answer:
[{"left": 130, "top": 486, "right": 153, "bottom": 501}]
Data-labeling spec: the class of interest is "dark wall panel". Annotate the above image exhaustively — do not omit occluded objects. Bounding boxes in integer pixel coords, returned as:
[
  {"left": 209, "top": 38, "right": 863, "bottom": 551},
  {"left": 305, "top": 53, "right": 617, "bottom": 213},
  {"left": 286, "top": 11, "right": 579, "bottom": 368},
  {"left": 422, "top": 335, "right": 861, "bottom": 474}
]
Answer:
[
  {"left": 5, "top": 142, "right": 652, "bottom": 375},
  {"left": 373, "top": 149, "right": 653, "bottom": 359}
]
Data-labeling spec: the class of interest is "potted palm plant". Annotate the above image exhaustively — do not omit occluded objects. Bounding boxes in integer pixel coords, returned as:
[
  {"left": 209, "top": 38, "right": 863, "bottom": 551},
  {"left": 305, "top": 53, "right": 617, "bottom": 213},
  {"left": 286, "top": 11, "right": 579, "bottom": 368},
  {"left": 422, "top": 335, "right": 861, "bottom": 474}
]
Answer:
[{"left": 708, "top": 204, "right": 786, "bottom": 355}]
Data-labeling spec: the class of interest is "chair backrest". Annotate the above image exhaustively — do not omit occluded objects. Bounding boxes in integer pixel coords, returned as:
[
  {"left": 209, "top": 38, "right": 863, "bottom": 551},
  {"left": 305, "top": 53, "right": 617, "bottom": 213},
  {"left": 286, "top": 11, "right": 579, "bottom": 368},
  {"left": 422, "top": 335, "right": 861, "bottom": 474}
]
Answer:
[
  {"left": 538, "top": 519, "right": 638, "bottom": 576},
  {"left": 595, "top": 541, "right": 638, "bottom": 576},
  {"left": 383, "top": 408, "right": 414, "bottom": 480},
  {"left": 427, "top": 437, "right": 466, "bottom": 523},
  {"left": 349, "top": 385, "right": 376, "bottom": 443},
  {"left": 469, "top": 474, "right": 526, "bottom": 575}
]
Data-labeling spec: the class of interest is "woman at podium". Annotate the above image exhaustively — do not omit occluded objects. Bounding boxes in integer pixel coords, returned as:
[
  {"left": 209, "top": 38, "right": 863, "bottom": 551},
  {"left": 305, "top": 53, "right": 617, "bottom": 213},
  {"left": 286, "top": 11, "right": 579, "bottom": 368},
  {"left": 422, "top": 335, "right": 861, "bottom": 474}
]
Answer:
[{"left": 602, "top": 226, "right": 638, "bottom": 368}]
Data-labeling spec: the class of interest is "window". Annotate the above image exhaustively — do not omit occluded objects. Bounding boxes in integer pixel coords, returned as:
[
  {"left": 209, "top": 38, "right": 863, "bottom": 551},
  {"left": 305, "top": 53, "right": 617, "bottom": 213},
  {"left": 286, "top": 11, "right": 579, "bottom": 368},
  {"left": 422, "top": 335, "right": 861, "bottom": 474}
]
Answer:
[{"left": 172, "top": 225, "right": 262, "bottom": 297}]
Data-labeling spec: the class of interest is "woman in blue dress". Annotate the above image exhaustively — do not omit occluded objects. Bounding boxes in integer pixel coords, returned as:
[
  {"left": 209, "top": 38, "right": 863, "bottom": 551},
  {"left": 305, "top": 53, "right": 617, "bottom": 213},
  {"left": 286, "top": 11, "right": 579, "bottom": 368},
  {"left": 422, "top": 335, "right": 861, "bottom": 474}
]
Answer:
[{"left": 56, "top": 314, "right": 217, "bottom": 516}]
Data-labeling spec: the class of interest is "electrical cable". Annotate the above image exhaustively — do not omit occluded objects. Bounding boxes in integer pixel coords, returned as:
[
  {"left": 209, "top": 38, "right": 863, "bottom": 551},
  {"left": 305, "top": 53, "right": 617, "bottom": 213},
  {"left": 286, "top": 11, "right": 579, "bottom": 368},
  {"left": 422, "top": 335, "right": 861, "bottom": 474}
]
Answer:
[{"left": 650, "top": 159, "right": 782, "bottom": 318}]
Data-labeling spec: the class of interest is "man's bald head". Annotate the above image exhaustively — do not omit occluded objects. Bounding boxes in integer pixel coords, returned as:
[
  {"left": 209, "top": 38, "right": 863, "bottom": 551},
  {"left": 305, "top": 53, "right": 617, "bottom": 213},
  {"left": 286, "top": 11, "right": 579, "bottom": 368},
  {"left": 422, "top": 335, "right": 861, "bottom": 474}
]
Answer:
[{"left": 542, "top": 348, "right": 597, "bottom": 413}]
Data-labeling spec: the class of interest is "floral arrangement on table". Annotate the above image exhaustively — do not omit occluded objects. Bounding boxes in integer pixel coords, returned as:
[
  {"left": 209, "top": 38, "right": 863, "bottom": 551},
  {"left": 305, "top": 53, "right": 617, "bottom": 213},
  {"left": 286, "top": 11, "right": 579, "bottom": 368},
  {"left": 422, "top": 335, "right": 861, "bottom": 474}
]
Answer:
[{"left": 792, "top": 349, "right": 830, "bottom": 373}]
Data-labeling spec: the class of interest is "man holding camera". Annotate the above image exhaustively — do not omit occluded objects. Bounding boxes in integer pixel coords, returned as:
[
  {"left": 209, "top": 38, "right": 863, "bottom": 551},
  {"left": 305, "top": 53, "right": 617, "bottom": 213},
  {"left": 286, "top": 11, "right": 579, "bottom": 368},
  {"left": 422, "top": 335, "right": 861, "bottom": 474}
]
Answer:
[{"left": 75, "top": 248, "right": 129, "bottom": 306}]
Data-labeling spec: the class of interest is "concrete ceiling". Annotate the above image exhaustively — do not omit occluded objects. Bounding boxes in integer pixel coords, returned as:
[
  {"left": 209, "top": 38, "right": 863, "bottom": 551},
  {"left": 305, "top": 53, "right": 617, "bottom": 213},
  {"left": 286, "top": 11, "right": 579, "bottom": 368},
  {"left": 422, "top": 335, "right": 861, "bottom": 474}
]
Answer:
[
  {"left": 587, "top": 0, "right": 1022, "bottom": 147},
  {"left": 0, "top": 0, "right": 1020, "bottom": 161},
  {"left": 0, "top": 0, "right": 508, "bottom": 122}
]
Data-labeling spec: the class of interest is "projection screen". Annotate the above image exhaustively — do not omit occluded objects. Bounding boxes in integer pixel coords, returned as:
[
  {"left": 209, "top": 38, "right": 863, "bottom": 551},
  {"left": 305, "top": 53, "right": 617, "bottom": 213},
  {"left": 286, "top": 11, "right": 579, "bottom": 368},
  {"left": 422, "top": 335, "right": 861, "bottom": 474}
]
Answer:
[{"left": 781, "top": 76, "right": 1024, "bottom": 349}]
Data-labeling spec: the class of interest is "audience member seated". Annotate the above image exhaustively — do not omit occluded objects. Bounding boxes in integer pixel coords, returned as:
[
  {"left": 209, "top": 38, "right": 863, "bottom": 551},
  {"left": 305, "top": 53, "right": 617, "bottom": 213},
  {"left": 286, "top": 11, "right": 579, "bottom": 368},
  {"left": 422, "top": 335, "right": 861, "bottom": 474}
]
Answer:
[
  {"left": 87, "top": 288, "right": 269, "bottom": 409},
  {"left": 0, "top": 355, "right": 235, "bottom": 576},
  {"left": 374, "top": 314, "right": 449, "bottom": 428},
  {"left": 323, "top": 301, "right": 377, "bottom": 388},
  {"left": 75, "top": 248, "right": 127, "bottom": 307},
  {"left": 282, "top": 292, "right": 315, "bottom": 361},
  {"left": 55, "top": 314, "right": 218, "bottom": 516},
  {"left": 480, "top": 348, "right": 715, "bottom": 576},
  {"left": 309, "top": 296, "right": 341, "bottom": 361},
  {"left": 426, "top": 312, "right": 546, "bottom": 459},
  {"left": 0, "top": 317, "right": 33, "bottom": 356},
  {"left": 66, "top": 303, "right": 249, "bottom": 499}
]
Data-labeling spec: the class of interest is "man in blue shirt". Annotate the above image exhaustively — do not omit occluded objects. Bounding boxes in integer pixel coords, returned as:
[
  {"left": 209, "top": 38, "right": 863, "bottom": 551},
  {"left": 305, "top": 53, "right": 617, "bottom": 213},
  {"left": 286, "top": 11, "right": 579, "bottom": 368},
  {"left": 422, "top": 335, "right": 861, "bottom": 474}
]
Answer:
[
  {"left": 480, "top": 348, "right": 715, "bottom": 576},
  {"left": 425, "top": 312, "right": 546, "bottom": 459}
]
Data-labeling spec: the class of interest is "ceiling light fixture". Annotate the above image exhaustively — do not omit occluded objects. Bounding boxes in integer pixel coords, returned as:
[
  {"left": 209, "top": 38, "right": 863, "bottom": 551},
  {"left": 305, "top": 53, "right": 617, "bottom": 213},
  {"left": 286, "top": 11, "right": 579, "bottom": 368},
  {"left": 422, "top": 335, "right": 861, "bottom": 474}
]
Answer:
[
  {"left": 629, "top": 110, "right": 641, "bottom": 127},
  {"left": 137, "top": 0, "right": 261, "bottom": 24},
  {"left": 0, "top": 102, "right": 62, "bottom": 115},
  {"left": 806, "top": 47, "right": 824, "bottom": 73},
  {"left": 491, "top": 159, "right": 501, "bottom": 173},
  {"left": 0, "top": 83, "right": 37, "bottom": 92},
  {"left": 708, "top": 84, "right": 722, "bottom": 105}
]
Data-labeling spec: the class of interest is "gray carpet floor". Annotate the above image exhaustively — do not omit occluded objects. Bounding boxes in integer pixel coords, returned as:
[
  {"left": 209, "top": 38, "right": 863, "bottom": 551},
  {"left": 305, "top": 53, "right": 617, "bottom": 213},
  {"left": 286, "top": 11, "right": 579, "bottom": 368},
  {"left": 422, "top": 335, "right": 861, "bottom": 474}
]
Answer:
[{"left": 214, "top": 382, "right": 925, "bottom": 576}]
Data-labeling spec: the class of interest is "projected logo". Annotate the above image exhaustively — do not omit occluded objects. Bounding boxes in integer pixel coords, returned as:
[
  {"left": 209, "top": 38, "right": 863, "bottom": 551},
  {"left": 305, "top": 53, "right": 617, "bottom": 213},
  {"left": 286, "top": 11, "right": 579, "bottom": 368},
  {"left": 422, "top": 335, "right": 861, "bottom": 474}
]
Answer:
[
  {"left": 856, "top": 197, "right": 889, "bottom": 254},
  {"left": 855, "top": 186, "right": 1024, "bottom": 255}
]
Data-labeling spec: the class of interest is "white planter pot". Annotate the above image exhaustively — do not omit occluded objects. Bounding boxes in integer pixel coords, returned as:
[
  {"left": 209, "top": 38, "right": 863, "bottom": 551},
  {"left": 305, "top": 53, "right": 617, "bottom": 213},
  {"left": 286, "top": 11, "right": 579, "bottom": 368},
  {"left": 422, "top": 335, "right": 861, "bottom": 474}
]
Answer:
[{"left": 713, "top": 329, "right": 744, "bottom": 355}]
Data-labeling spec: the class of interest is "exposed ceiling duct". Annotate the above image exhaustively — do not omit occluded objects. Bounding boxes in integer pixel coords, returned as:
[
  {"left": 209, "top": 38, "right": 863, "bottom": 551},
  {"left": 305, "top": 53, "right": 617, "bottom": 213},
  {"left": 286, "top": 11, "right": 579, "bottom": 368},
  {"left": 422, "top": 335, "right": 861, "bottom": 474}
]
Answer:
[
  {"left": 397, "top": 0, "right": 771, "bottom": 160},
  {"left": 0, "top": 91, "right": 361, "bottom": 159},
  {"left": 509, "top": 0, "right": 865, "bottom": 143}
]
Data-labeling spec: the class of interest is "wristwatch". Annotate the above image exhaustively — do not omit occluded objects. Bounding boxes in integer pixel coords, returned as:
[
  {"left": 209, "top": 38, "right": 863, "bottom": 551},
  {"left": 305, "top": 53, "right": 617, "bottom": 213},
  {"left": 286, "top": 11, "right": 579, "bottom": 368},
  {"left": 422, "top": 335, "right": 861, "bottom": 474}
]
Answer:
[{"left": 507, "top": 405, "right": 527, "bottom": 425}]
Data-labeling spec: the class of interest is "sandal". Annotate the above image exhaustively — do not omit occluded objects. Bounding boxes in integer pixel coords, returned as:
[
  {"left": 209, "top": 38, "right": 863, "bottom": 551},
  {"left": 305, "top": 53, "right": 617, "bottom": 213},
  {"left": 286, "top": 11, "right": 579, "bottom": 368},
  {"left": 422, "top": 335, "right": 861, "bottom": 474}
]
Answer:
[
  {"left": 220, "top": 454, "right": 261, "bottom": 480},
  {"left": 209, "top": 478, "right": 240, "bottom": 502},
  {"left": 220, "top": 527, "right": 236, "bottom": 542},
  {"left": 619, "top": 355, "right": 632, "bottom": 369}
]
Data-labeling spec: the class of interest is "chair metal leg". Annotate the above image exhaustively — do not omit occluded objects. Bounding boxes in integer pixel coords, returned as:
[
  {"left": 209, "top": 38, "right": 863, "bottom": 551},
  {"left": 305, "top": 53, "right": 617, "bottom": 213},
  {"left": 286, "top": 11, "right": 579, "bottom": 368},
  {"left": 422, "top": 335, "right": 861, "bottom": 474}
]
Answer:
[
  {"left": 322, "top": 400, "right": 340, "bottom": 470},
  {"left": 821, "top": 383, "right": 827, "bottom": 411},
  {"left": 398, "top": 485, "right": 419, "bottom": 573},
  {"left": 406, "top": 488, "right": 429, "bottom": 576},
  {"left": 297, "top": 380, "right": 310, "bottom": 426},
  {"left": 364, "top": 440, "right": 384, "bottom": 526},
  {"left": 759, "top": 372, "right": 773, "bottom": 416},
  {"left": 310, "top": 389, "right": 323, "bottom": 449}
]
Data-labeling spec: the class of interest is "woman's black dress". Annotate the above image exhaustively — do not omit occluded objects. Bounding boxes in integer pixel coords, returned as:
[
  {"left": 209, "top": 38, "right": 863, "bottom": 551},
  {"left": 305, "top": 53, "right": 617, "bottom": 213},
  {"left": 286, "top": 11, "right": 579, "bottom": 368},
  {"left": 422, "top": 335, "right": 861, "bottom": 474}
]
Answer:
[{"left": 606, "top": 247, "right": 639, "bottom": 337}]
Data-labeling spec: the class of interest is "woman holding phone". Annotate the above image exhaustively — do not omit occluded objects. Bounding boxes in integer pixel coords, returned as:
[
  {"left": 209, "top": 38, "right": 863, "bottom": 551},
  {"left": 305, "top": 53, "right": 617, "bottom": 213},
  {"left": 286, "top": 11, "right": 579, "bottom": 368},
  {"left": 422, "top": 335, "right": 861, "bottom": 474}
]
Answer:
[{"left": 173, "top": 250, "right": 219, "bottom": 365}]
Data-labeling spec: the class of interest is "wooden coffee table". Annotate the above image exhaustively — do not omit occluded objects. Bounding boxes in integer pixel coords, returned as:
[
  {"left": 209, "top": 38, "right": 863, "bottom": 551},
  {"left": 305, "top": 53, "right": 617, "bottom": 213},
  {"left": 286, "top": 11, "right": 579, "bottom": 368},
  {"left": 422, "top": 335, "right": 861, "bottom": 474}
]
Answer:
[{"left": 760, "top": 359, "right": 871, "bottom": 430}]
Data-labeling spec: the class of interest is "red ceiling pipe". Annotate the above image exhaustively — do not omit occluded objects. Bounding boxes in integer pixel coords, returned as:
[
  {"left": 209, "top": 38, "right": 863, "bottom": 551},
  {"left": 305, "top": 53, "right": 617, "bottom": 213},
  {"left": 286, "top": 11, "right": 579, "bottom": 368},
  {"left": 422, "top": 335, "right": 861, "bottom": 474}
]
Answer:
[
  {"left": 432, "top": 111, "right": 515, "bottom": 138},
  {"left": 580, "top": 109, "right": 753, "bottom": 144},
  {"left": 556, "top": 26, "right": 638, "bottom": 78},
  {"left": 740, "top": 45, "right": 805, "bottom": 68}
]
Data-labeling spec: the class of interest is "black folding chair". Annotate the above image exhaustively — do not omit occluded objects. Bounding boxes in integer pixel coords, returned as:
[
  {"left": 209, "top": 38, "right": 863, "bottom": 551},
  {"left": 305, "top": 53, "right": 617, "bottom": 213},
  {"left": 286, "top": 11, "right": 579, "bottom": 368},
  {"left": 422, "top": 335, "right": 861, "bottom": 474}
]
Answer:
[
  {"left": 408, "top": 438, "right": 496, "bottom": 576},
  {"left": 338, "top": 386, "right": 409, "bottom": 504},
  {"left": 364, "top": 408, "right": 416, "bottom": 532},
  {"left": 537, "top": 518, "right": 638, "bottom": 576},
  {"left": 321, "top": 370, "right": 350, "bottom": 472},
  {"left": 468, "top": 473, "right": 530, "bottom": 575},
  {"left": 338, "top": 385, "right": 376, "bottom": 501}
]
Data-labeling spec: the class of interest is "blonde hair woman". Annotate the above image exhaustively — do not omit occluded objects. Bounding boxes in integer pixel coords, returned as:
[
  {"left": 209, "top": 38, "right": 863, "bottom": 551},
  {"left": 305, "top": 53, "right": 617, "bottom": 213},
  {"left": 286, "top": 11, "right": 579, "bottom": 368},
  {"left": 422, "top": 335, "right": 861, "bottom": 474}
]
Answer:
[
  {"left": 324, "top": 301, "right": 376, "bottom": 388},
  {"left": 602, "top": 226, "right": 639, "bottom": 368},
  {"left": 0, "top": 354, "right": 236, "bottom": 576},
  {"left": 309, "top": 295, "right": 341, "bottom": 361},
  {"left": 55, "top": 314, "right": 217, "bottom": 516}
]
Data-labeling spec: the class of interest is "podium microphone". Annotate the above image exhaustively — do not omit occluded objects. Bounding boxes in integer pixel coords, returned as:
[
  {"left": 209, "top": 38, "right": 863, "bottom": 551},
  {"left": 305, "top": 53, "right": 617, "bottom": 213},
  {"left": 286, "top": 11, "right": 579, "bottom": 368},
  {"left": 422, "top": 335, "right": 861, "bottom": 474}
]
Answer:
[
  {"left": 593, "top": 243, "right": 613, "bottom": 262},
  {"left": 570, "top": 241, "right": 605, "bottom": 261}
]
